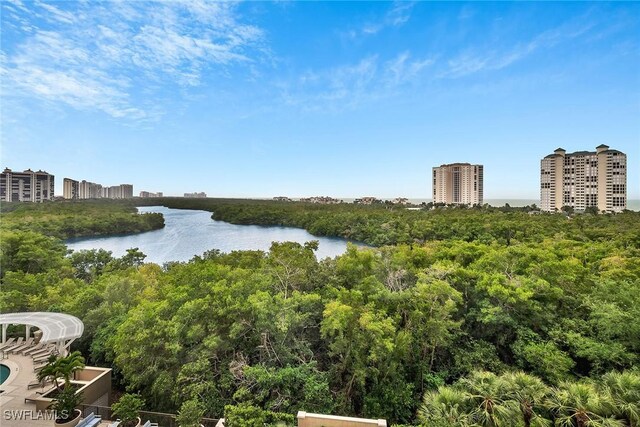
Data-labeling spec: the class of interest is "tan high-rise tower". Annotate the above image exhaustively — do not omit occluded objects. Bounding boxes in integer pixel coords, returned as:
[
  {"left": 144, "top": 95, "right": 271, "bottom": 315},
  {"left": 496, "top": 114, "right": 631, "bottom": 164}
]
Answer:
[
  {"left": 0, "top": 168, "right": 55, "bottom": 202},
  {"left": 540, "top": 145, "right": 626, "bottom": 213},
  {"left": 432, "top": 163, "right": 483, "bottom": 205},
  {"left": 63, "top": 178, "right": 79, "bottom": 199}
]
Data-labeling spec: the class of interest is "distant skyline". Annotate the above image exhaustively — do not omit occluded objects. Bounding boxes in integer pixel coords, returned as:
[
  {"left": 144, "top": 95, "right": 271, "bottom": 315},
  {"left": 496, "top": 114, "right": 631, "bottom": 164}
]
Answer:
[{"left": 2, "top": 1, "right": 639, "bottom": 199}]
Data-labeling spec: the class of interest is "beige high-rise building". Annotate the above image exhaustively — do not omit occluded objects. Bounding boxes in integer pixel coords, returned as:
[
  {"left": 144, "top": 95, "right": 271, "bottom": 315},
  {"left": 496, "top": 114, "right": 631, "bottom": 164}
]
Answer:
[
  {"left": 0, "top": 168, "right": 55, "bottom": 202},
  {"left": 63, "top": 178, "right": 79, "bottom": 199},
  {"left": 540, "top": 144, "right": 626, "bottom": 213},
  {"left": 62, "top": 175, "right": 135, "bottom": 200},
  {"left": 432, "top": 163, "right": 484, "bottom": 205},
  {"left": 78, "top": 180, "right": 103, "bottom": 199}
]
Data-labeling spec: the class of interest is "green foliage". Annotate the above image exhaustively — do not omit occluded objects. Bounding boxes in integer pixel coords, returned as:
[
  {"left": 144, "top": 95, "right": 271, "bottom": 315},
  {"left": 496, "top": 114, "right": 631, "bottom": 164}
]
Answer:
[
  {"left": 0, "top": 230, "right": 67, "bottom": 276},
  {"left": 49, "top": 387, "right": 83, "bottom": 422},
  {"left": 112, "top": 393, "right": 145, "bottom": 427},
  {"left": 0, "top": 199, "right": 164, "bottom": 239},
  {"left": 108, "top": 248, "right": 147, "bottom": 269},
  {"left": 234, "top": 363, "right": 334, "bottom": 414},
  {"left": 224, "top": 404, "right": 294, "bottom": 427},
  {"left": 176, "top": 399, "right": 205, "bottom": 427},
  {"left": 37, "top": 351, "right": 86, "bottom": 391},
  {"left": 514, "top": 341, "right": 575, "bottom": 384},
  {"left": 599, "top": 371, "right": 640, "bottom": 427},
  {"left": 37, "top": 352, "right": 86, "bottom": 423},
  {"left": 2, "top": 199, "right": 640, "bottom": 424},
  {"left": 420, "top": 370, "right": 640, "bottom": 427},
  {"left": 225, "top": 404, "right": 267, "bottom": 427},
  {"left": 133, "top": 197, "right": 640, "bottom": 248},
  {"left": 69, "top": 249, "right": 114, "bottom": 282}
]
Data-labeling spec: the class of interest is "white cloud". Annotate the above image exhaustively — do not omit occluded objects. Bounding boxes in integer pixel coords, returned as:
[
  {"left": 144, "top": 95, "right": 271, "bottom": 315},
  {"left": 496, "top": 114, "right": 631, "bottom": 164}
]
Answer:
[
  {"left": 34, "top": 0, "right": 76, "bottom": 24},
  {"left": 354, "top": 1, "right": 415, "bottom": 37},
  {"left": 440, "top": 13, "right": 600, "bottom": 79},
  {"left": 280, "top": 51, "right": 434, "bottom": 112},
  {"left": 385, "top": 52, "right": 435, "bottom": 85},
  {"left": 1, "top": 1, "right": 266, "bottom": 121}
]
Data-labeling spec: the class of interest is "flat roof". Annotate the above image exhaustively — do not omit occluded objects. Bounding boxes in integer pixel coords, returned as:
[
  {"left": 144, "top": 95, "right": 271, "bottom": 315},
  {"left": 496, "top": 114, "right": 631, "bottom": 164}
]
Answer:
[{"left": 0, "top": 312, "right": 84, "bottom": 342}]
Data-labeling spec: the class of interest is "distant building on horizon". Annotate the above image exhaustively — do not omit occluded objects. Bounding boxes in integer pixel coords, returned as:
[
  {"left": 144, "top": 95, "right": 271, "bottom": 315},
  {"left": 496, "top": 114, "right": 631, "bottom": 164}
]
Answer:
[
  {"left": 1, "top": 168, "right": 55, "bottom": 203},
  {"left": 140, "top": 191, "right": 163, "bottom": 198},
  {"left": 82, "top": 181, "right": 103, "bottom": 199},
  {"left": 541, "top": 144, "right": 627, "bottom": 213},
  {"left": 392, "top": 197, "right": 410, "bottom": 205},
  {"left": 354, "top": 196, "right": 382, "bottom": 205},
  {"left": 432, "top": 163, "right": 483, "bottom": 206},
  {"left": 184, "top": 192, "right": 207, "bottom": 198},
  {"left": 63, "top": 178, "right": 79, "bottom": 200},
  {"left": 64, "top": 177, "right": 133, "bottom": 200},
  {"left": 273, "top": 196, "right": 292, "bottom": 202},
  {"left": 299, "top": 196, "right": 341, "bottom": 204}
]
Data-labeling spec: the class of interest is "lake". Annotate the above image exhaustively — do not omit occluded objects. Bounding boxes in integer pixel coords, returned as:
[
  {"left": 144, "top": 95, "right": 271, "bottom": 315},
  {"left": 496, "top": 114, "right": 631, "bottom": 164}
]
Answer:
[{"left": 66, "top": 206, "right": 359, "bottom": 263}]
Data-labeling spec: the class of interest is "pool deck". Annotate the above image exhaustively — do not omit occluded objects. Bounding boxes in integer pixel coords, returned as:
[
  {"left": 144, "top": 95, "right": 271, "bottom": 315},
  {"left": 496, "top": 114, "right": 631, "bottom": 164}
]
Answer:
[{"left": 0, "top": 354, "right": 111, "bottom": 427}]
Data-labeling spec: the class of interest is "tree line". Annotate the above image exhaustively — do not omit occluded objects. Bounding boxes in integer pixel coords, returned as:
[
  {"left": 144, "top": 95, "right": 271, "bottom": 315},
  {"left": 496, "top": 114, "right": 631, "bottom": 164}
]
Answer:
[
  {"left": 0, "top": 200, "right": 639, "bottom": 425},
  {"left": 135, "top": 197, "right": 640, "bottom": 248},
  {"left": 0, "top": 199, "right": 164, "bottom": 239}
]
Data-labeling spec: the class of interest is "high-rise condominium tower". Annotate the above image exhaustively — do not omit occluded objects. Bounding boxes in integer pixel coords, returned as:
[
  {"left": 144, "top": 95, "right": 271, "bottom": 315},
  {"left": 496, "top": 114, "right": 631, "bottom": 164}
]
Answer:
[
  {"left": 63, "top": 178, "right": 79, "bottom": 199},
  {"left": 0, "top": 168, "right": 55, "bottom": 202},
  {"left": 540, "top": 145, "right": 626, "bottom": 213},
  {"left": 432, "top": 163, "right": 484, "bottom": 205}
]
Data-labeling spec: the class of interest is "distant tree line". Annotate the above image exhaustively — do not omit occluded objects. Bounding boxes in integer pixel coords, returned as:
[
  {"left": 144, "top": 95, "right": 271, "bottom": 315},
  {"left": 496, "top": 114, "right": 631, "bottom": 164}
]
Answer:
[
  {"left": 0, "top": 199, "right": 164, "bottom": 239},
  {"left": 135, "top": 197, "right": 640, "bottom": 248}
]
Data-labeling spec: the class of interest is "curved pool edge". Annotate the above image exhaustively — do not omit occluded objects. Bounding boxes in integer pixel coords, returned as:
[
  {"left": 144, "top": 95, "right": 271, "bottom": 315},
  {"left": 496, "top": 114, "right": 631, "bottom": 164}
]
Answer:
[{"left": 0, "top": 359, "right": 19, "bottom": 388}]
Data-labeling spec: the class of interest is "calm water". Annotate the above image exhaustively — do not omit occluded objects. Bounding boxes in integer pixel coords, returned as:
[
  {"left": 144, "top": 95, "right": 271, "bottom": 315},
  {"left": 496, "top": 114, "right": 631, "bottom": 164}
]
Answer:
[
  {"left": 0, "top": 364, "right": 9, "bottom": 384},
  {"left": 66, "top": 206, "right": 359, "bottom": 263}
]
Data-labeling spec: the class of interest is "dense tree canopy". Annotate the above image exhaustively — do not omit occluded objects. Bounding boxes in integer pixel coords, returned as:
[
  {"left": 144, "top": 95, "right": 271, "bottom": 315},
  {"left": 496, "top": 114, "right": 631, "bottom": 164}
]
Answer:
[
  {"left": 1, "top": 199, "right": 639, "bottom": 425},
  {"left": 0, "top": 199, "right": 164, "bottom": 239}
]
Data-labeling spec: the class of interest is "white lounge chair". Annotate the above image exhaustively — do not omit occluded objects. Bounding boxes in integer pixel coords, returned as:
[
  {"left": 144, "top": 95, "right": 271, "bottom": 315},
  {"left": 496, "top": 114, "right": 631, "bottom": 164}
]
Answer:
[
  {"left": 2, "top": 337, "right": 24, "bottom": 352},
  {"left": 24, "top": 390, "right": 46, "bottom": 404},
  {"left": 10, "top": 337, "right": 34, "bottom": 353},
  {"left": 31, "top": 350, "right": 54, "bottom": 361},
  {"left": 0, "top": 338, "right": 17, "bottom": 351},
  {"left": 22, "top": 342, "right": 46, "bottom": 356},
  {"left": 27, "top": 377, "right": 52, "bottom": 389},
  {"left": 33, "top": 351, "right": 53, "bottom": 360}
]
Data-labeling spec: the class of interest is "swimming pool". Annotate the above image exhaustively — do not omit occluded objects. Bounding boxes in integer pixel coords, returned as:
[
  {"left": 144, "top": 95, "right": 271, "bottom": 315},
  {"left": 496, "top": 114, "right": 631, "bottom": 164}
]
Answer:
[{"left": 0, "top": 364, "right": 10, "bottom": 385}]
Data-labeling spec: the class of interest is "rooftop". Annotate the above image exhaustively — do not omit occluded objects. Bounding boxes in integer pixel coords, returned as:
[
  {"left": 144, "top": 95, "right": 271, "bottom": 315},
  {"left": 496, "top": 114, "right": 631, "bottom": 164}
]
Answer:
[{"left": 0, "top": 312, "right": 84, "bottom": 344}]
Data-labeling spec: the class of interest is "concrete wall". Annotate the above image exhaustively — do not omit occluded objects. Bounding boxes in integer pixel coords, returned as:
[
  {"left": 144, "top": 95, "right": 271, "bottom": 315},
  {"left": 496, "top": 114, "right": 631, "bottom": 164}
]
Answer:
[
  {"left": 34, "top": 366, "right": 111, "bottom": 413},
  {"left": 297, "top": 412, "right": 386, "bottom": 427},
  {"left": 76, "top": 367, "right": 111, "bottom": 406}
]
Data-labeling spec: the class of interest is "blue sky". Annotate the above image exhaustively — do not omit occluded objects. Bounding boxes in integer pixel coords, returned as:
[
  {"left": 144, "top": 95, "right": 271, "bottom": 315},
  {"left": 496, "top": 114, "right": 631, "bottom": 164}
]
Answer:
[{"left": 2, "top": 1, "right": 639, "bottom": 199}]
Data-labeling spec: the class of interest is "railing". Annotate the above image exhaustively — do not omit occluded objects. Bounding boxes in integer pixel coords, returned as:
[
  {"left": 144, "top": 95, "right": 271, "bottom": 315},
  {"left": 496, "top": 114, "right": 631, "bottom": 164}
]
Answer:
[{"left": 79, "top": 404, "right": 219, "bottom": 427}]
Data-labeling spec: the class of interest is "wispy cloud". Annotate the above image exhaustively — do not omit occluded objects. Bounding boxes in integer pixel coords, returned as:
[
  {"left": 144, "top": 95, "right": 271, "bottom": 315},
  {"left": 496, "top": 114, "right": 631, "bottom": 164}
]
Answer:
[
  {"left": 280, "top": 51, "right": 434, "bottom": 112},
  {"left": 439, "top": 9, "right": 600, "bottom": 79},
  {"left": 34, "top": 0, "right": 76, "bottom": 24},
  {"left": 343, "top": 1, "right": 415, "bottom": 39},
  {"left": 363, "top": 1, "right": 415, "bottom": 35},
  {"left": 1, "top": 1, "right": 266, "bottom": 121},
  {"left": 385, "top": 52, "right": 436, "bottom": 86}
]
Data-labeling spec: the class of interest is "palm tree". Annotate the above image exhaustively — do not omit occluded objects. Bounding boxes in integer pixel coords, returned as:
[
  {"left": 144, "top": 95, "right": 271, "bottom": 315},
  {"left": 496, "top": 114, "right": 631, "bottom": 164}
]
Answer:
[
  {"left": 501, "top": 371, "right": 550, "bottom": 427},
  {"left": 57, "top": 351, "right": 85, "bottom": 386},
  {"left": 458, "top": 371, "right": 512, "bottom": 427},
  {"left": 418, "top": 385, "right": 472, "bottom": 426},
  {"left": 36, "top": 352, "right": 86, "bottom": 423},
  {"left": 37, "top": 351, "right": 85, "bottom": 391},
  {"left": 36, "top": 354, "right": 63, "bottom": 390},
  {"left": 546, "top": 381, "right": 621, "bottom": 427},
  {"left": 599, "top": 371, "right": 640, "bottom": 427}
]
